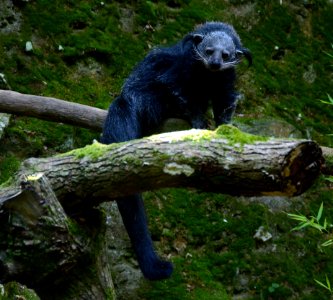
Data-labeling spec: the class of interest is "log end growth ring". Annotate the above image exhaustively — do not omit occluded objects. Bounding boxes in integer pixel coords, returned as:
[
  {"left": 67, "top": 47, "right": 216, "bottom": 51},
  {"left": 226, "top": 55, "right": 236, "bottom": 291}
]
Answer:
[{"left": 281, "top": 141, "right": 323, "bottom": 196}]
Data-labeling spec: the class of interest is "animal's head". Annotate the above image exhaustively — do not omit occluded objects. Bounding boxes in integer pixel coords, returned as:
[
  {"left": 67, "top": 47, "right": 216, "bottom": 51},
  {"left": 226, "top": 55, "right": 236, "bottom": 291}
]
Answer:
[{"left": 190, "top": 22, "right": 252, "bottom": 71}]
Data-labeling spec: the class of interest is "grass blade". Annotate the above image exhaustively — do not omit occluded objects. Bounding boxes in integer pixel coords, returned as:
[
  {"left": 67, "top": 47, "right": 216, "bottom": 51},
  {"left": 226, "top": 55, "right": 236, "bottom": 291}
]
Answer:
[{"left": 317, "top": 202, "right": 324, "bottom": 222}]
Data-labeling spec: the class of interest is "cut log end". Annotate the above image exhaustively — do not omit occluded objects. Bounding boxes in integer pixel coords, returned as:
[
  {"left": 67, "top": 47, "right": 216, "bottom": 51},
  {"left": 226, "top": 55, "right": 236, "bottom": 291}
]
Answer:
[{"left": 280, "top": 141, "right": 324, "bottom": 196}]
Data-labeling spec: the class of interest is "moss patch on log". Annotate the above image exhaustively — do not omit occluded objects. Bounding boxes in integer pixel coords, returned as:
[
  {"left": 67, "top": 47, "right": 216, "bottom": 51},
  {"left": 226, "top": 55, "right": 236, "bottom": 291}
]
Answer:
[
  {"left": 61, "top": 140, "right": 110, "bottom": 160},
  {"left": 215, "top": 125, "right": 269, "bottom": 146}
]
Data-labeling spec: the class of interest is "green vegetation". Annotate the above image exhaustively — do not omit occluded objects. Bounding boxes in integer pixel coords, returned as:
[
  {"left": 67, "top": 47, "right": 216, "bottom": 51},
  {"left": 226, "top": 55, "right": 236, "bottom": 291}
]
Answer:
[
  {"left": 0, "top": 0, "right": 333, "bottom": 299},
  {"left": 288, "top": 202, "right": 333, "bottom": 295},
  {"left": 215, "top": 124, "right": 269, "bottom": 146},
  {"left": 63, "top": 140, "right": 109, "bottom": 160},
  {"left": 0, "top": 282, "right": 40, "bottom": 300}
]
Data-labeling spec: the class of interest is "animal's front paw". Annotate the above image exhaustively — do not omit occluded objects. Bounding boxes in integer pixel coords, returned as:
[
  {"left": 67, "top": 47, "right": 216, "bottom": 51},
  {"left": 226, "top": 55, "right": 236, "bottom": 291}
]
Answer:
[{"left": 141, "top": 258, "right": 173, "bottom": 281}]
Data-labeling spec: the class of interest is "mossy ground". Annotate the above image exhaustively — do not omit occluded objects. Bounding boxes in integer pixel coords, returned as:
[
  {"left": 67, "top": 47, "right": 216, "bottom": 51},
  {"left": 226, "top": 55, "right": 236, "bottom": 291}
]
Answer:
[
  {"left": 0, "top": 282, "right": 40, "bottom": 300},
  {"left": 0, "top": 0, "right": 333, "bottom": 299}
]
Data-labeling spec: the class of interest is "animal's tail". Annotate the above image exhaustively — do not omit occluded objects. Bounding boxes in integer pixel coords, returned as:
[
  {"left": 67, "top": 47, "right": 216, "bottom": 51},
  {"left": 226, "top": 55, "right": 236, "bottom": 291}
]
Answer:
[
  {"left": 101, "top": 98, "right": 173, "bottom": 280},
  {"left": 116, "top": 195, "right": 173, "bottom": 280}
]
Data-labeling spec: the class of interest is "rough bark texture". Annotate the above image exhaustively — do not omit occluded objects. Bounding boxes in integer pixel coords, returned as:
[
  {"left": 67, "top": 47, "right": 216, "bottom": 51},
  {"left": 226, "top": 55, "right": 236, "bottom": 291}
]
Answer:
[{"left": 0, "top": 173, "right": 115, "bottom": 299}]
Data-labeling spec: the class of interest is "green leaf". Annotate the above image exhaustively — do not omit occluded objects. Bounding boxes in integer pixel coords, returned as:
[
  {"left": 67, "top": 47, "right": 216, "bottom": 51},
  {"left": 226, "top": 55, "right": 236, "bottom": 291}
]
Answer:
[
  {"left": 315, "top": 279, "right": 330, "bottom": 291},
  {"left": 314, "top": 279, "right": 327, "bottom": 289},
  {"left": 325, "top": 51, "right": 333, "bottom": 58},
  {"left": 326, "top": 275, "right": 331, "bottom": 290},
  {"left": 322, "top": 239, "right": 333, "bottom": 247},
  {"left": 291, "top": 222, "right": 310, "bottom": 231},
  {"left": 320, "top": 95, "right": 333, "bottom": 105},
  {"left": 310, "top": 223, "right": 325, "bottom": 232},
  {"left": 319, "top": 100, "right": 333, "bottom": 105},
  {"left": 328, "top": 94, "right": 333, "bottom": 104},
  {"left": 287, "top": 213, "right": 308, "bottom": 222},
  {"left": 324, "top": 176, "right": 333, "bottom": 183},
  {"left": 317, "top": 202, "right": 324, "bottom": 221}
]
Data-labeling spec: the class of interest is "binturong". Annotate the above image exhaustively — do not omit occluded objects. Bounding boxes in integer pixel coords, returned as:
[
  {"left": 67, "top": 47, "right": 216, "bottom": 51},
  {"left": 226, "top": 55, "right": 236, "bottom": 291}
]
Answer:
[{"left": 101, "top": 21, "right": 252, "bottom": 280}]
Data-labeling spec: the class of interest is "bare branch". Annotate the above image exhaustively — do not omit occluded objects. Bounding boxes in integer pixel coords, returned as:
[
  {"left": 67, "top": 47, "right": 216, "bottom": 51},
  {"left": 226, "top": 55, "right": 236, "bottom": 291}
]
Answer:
[{"left": 0, "top": 89, "right": 107, "bottom": 131}]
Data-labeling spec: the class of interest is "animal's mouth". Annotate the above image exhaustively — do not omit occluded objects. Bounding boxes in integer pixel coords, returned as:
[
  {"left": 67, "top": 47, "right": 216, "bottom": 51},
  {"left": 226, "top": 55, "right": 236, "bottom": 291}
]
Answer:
[{"left": 206, "top": 58, "right": 242, "bottom": 71}]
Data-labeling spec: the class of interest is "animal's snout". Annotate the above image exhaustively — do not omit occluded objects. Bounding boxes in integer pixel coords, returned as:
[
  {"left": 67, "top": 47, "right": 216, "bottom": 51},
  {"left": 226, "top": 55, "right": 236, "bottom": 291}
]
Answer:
[{"left": 208, "top": 61, "right": 222, "bottom": 70}]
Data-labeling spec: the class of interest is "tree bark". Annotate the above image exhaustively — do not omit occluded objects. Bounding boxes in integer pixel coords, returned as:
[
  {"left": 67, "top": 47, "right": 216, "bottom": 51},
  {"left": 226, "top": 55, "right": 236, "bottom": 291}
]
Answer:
[{"left": 0, "top": 173, "right": 116, "bottom": 299}]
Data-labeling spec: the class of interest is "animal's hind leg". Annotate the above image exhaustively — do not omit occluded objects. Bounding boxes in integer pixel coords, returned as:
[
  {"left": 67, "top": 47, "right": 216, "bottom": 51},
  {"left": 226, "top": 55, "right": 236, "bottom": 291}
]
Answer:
[{"left": 116, "top": 195, "right": 173, "bottom": 280}]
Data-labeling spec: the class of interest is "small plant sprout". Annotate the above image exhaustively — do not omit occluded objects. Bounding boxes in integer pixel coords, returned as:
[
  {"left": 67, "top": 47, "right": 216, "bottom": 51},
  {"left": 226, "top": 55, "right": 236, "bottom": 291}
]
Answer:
[
  {"left": 321, "top": 239, "right": 333, "bottom": 247},
  {"left": 323, "top": 43, "right": 333, "bottom": 60},
  {"left": 287, "top": 202, "right": 328, "bottom": 232},
  {"left": 320, "top": 94, "right": 333, "bottom": 106},
  {"left": 288, "top": 202, "right": 333, "bottom": 293},
  {"left": 314, "top": 275, "right": 333, "bottom": 294}
]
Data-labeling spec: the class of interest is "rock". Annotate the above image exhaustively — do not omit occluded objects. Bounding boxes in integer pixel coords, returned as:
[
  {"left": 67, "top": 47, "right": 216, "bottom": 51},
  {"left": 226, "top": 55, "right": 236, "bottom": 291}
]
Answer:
[
  {"left": 235, "top": 118, "right": 302, "bottom": 139},
  {"left": 0, "top": 113, "right": 10, "bottom": 140},
  {"left": 0, "top": 0, "right": 22, "bottom": 34},
  {"left": 103, "top": 202, "right": 144, "bottom": 300},
  {"left": 0, "top": 73, "right": 11, "bottom": 90},
  {"left": 25, "top": 41, "right": 33, "bottom": 52},
  {"left": 303, "top": 64, "right": 317, "bottom": 84},
  {"left": 254, "top": 226, "right": 272, "bottom": 242}
]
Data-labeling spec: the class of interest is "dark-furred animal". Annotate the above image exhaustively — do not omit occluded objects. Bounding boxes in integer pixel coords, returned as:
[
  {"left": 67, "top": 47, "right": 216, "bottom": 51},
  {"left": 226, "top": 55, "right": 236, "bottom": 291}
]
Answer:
[{"left": 101, "top": 21, "right": 252, "bottom": 280}]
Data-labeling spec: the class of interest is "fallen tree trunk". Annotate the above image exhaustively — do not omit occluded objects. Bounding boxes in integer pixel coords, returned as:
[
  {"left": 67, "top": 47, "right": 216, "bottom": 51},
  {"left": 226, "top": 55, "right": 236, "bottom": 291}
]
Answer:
[{"left": 0, "top": 126, "right": 323, "bottom": 205}]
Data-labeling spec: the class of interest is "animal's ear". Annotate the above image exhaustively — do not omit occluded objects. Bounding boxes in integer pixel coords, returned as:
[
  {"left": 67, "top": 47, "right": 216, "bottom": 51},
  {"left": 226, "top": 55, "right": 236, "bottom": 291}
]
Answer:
[
  {"left": 236, "top": 48, "right": 252, "bottom": 67},
  {"left": 192, "top": 34, "right": 204, "bottom": 45}
]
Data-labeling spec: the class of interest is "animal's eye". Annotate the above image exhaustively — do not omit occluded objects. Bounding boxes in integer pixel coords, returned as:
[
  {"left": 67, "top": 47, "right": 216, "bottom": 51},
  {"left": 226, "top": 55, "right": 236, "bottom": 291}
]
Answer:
[
  {"left": 236, "top": 50, "right": 243, "bottom": 58},
  {"left": 205, "top": 48, "right": 214, "bottom": 55},
  {"left": 222, "top": 52, "right": 230, "bottom": 60}
]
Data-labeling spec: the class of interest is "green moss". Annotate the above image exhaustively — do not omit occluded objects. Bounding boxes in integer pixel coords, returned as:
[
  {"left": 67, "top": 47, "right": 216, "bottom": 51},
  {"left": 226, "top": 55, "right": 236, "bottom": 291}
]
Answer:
[
  {"left": 149, "top": 125, "right": 268, "bottom": 148},
  {"left": 62, "top": 140, "right": 110, "bottom": 160},
  {"left": 1, "top": 282, "right": 40, "bottom": 300},
  {"left": 0, "top": 154, "right": 20, "bottom": 184},
  {"left": 215, "top": 124, "right": 269, "bottom": 145}
]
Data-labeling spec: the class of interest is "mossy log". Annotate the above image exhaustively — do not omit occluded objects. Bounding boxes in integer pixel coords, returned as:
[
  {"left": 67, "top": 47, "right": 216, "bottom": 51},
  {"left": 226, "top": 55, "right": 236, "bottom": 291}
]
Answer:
[{"left": 0, "top": 126, "right": 323, "bottom": 204}]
